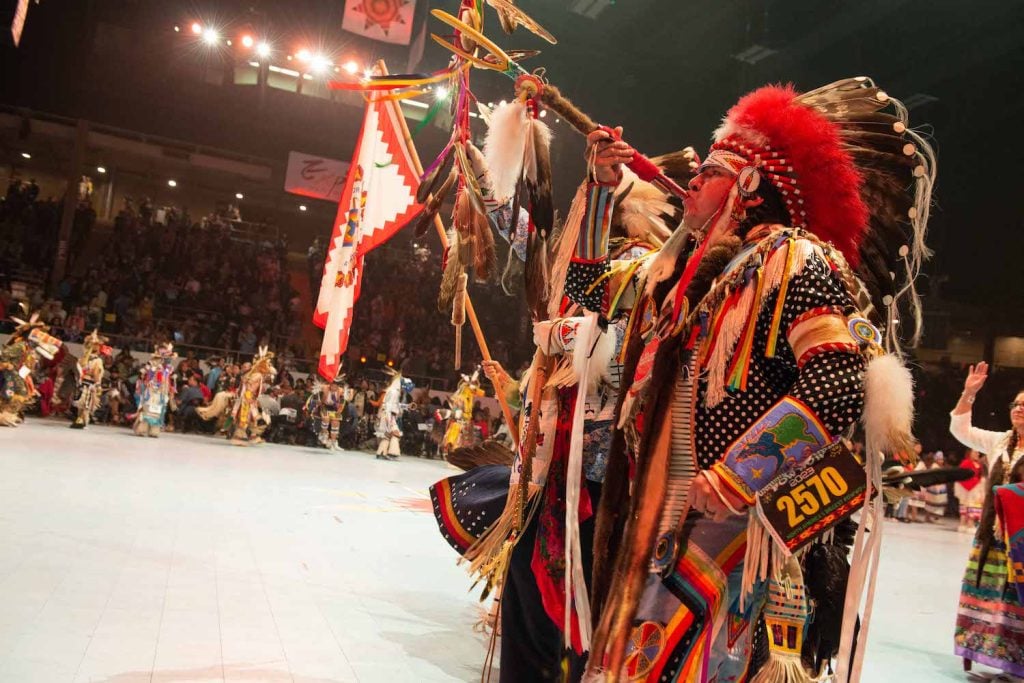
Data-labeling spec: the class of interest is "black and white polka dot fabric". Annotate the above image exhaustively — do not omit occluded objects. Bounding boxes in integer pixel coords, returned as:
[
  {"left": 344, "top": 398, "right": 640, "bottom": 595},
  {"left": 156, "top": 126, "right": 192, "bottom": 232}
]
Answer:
[{"left": 691, "top": 251, "right": 866, "bottom": 470}]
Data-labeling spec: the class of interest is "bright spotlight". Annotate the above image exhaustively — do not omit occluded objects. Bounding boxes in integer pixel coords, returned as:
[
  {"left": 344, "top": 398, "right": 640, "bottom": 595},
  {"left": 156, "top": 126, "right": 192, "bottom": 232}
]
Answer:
[
  {"left": 202, "top": 28, "right": 219, "bottom": 46},
  {"left": 240, "top": 34, "right": 254, "bottom": 49},
  {"left": 256, "top": 42, "right": 271, "bottom": 58},
  {"left": 343, "top": 60, "right": 359, "bottom": 75},
  {"left": 20, "top": 152, "right": 31, "bottom": 159},
  {"left": 299, "top": 204, "right": 307, "bottom": 211},
  {"left": 434, "top": 86, "right": 449, "bottom": 101},
  {"left": 539, "top": 109, "right": 547, "bottom": 118},
  {"left": 235, "top": 192, "right": 244, "bottom": 200},
  {"left": 173, "top": 25, "right": 181, "bottom": 33},
  {"left": 167, "top": 179, "right": 178, "bottom": 188},
  {"left": 190, "top": 22, "right": 202, "bottom": 35},
  {"left": 310, "top": 55, "right": 330, "bottom": 73},
  {"left": 96, "top": 166, "right": 107, "bottom": 174},
  {"left": 296, "top": 48, "right": 311, "bottom": 62}
]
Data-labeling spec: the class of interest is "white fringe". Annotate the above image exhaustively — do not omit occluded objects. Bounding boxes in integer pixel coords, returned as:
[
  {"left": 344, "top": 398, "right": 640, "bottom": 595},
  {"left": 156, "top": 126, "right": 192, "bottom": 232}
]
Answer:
[{"left": 564, "top": 311, "right": 599, "bottom": 653}]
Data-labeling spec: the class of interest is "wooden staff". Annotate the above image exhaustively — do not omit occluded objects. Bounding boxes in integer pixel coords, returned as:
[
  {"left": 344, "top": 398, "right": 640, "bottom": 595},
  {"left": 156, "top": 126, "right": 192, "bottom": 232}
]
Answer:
[{"left": 379, "top": 60, "right": 520, "bottom": 449}]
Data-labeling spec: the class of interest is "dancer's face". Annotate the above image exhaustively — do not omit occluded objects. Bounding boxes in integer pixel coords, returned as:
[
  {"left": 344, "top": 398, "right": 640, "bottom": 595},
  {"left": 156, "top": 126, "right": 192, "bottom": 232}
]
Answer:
[
  {"left": 683, "top": 166, "right": 734, "bottom": 229},
  {"left": 683, "top": 166, "right": 763, "bottom": 233}
]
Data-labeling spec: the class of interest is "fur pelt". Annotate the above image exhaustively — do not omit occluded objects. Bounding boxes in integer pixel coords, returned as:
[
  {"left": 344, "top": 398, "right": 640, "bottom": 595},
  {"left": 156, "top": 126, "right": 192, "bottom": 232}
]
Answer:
[
  {"left": 483, "top": 101, "right": 530, "bottom": 202},
  {"left": 196, "top": 391, "right": 232, "bottom": 421},
  {"left": 861, "top": 353, "right": 915, "bottom": 463}
]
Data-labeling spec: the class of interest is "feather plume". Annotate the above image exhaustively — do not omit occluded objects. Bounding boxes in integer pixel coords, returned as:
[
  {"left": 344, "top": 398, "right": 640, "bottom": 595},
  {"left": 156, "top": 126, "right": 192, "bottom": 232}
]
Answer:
[
  {"left": 438, "top": 231, "right": 464, "bottom": 312},
  {"left": 447, "top": 439, "right": 516, "bottom": 471},
  {"left": 471, "top": 205, "right": 497, "bottom": 280},
  {"left": 526, "top": 118, "right": 554, "bottom": 234},
  {"left": 483, "top": 101, "right": 530, "bottom": 202},
  {"left": 414, "top": 167, "right": 458, "bottom": 237},
  {"left": 416, "top": 147, "right": 454, "bottom": 204}
]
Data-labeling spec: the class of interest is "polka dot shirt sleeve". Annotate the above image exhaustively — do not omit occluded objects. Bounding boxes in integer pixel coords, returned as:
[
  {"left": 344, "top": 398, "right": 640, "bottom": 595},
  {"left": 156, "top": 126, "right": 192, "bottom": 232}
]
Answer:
[{"left": 782, "top": 252, "right": 866, "bottom": 437}]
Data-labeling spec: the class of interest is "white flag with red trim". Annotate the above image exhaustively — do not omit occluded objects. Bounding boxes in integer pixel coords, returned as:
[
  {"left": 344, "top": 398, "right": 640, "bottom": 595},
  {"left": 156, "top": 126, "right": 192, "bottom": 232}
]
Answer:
[
  {"left": 342, "top": 0, "right": 416, "bottom": 45},
  {"left": 314, "top": 96, "right": 421, "bottom": 381}
]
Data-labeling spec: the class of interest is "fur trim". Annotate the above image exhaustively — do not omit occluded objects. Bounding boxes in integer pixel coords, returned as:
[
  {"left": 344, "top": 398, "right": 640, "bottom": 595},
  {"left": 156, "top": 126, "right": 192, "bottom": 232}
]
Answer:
[
  {"left": 861, "top": 352, "right": 915, "bottom": 460},
  {"left": 483, "top": 101, "right": 530, "bottom": 202}
]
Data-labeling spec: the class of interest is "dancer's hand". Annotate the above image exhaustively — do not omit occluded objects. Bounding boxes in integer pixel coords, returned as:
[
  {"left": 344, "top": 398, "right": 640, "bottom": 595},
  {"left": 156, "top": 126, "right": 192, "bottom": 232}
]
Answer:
[
  {"left": 586, "top": 126, "right": 633, "bottom": 185},
  {"left": 689, "top": 471, "right": 747, "bottom": 522},
  {"left": 482, "top": 360, "right": 511, "bottom": 391},
  {"left": 963, "top": 361, "right": 988, "bottom": 397}
]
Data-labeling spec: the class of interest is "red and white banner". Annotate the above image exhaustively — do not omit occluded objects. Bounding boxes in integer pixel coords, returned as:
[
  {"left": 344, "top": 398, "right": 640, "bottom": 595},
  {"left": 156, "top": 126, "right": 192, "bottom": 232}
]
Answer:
[
  {"left": 314, "top": 95, "right": 421, "bottom": 381},
  {"left": 342, "top": 0, "right": 416, "bottom": 45},
  {"left": 284, "top": 152, "right": 350, "bottom": 201}
]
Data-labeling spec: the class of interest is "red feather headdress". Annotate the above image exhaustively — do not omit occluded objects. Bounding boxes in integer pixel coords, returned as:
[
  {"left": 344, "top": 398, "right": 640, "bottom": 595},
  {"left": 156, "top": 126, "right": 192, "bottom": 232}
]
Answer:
[
  {"left": 711, "top": 84, "right": 869, "bottom": 267},
  {"left": 704, "top": 77, "right": 936, "bottom": 346}
]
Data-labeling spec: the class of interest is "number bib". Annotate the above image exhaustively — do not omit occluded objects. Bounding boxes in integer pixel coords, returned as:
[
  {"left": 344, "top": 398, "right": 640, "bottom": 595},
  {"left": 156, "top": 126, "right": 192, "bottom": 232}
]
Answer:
[{"left": 755, "top": 441, "right": 870, "bottom": 555}]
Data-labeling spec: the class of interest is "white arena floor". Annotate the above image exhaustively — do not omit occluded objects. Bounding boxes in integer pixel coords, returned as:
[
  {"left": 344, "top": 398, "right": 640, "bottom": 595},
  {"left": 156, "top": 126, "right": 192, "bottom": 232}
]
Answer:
[{"left": 0, "top": 420, "right": 1002, "bottom": 682}]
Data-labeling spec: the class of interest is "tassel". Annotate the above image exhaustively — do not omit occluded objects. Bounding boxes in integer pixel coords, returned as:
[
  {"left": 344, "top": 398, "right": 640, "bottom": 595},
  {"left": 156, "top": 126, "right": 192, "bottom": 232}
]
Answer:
[
  {"left": 451, "top": 273, "right": 467, "bottom": 369},
  {"left": 750, "top": 557, "right": 823, "bottom": 683}
]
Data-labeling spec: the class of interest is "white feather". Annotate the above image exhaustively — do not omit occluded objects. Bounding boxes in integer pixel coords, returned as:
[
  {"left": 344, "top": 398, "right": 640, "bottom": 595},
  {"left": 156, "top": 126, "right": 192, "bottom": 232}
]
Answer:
[
  {"left": 861, "top": 353, "right": 915, "bottom": 459},
  {"left": 483, "top": 101, "right": 530, "bottom": 202}
]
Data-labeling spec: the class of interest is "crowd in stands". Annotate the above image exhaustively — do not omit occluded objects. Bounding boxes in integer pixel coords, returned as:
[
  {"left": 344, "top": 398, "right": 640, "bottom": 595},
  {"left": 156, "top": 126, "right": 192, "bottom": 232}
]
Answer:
[{"left": 1, "top": 178, "right": 308, "bottom": 366}]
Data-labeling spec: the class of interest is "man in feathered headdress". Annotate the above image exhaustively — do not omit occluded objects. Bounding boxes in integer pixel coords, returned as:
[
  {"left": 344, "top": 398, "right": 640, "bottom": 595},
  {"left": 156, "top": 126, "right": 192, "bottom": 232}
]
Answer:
[
  {"left": 442, "top": 368, "right": 486, "bottom": 456},
  {"left": 375, "top": 368, "right": 414, "bottom": 460},
  {"left": 133, "top": 343, "right": 176, "bottom": 437},
  {"left": 70, "top": 329, "right": 111, "bottom": 429},
  {"left": 0, "top": 309, "right": 61, "bottom": 426},
  {"left": 581, "top": 78, "right": 935, "bottom": 682}
]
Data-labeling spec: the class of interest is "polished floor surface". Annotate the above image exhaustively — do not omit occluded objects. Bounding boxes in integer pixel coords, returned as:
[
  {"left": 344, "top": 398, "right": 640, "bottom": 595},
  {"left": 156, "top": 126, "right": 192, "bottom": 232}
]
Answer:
[{"left": 0, "top": 420, "right": 997, "bottom": 682}]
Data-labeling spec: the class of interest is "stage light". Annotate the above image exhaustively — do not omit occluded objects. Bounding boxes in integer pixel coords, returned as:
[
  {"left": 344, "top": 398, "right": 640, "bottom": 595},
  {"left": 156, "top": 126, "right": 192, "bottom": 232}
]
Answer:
[
  {"left": 363, "top": 67, "right": 375, "bottom": 80},
  {"left": 226, "top": 39, "right": 232, "bottom": 46},
  {"left": 387, "top": 359, "right": 394, "bottom": 367},
  {"left": 256, "top": 42, "right": 271, "bottom": 58},
  {"left": 167, "top": 179, "right": 177, "bottom": 187},
  {"left": 310, "top": 55, "right": 330, "bottom": 73},
  {"left": 20, "top": 152, "right": 30, "bottom": 159},
  {"left": 539, "top": 109, "right": 547, "bottom": 118},
  {"left": 174, "top": 25, "right": 180, "bottom": 33},
  {"left": 499, "top": 99, "right": 507, "bottom": 106},
  {"left": 343, "top": 60, "right": 359, "bottom": 75},
  {"left": 360, "top": 356, "right": 367, "bottom": 363},
  {"left": 96, "top": 166, "right": 107, "bottom": 174},
  {"left": 434, "top": 86, "right": 449, "bottom": 101},
  {"left": 190, "top": 22, "right": 202, "bottom": 35},
  {"left": 235, "top": 192, "right": 244, "bottom": 200},
  {"left": 299, "top": 204, "right": 307, "bottom": 211},
  {"left": 296, "top": 48, "right": 311, "bottom": 62},
  {"left": 202, "top": 28, "right": 219, "bottom": 46},
  {"left": 240, "top": 34, "right": 254, "bottom": 49}
]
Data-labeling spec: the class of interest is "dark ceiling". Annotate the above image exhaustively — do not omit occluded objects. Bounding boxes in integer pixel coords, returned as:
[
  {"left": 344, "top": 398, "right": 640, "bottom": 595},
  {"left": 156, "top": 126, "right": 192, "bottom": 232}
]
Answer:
[{"left": 3, "top": 0, "right": 1023, "bottom": 319}]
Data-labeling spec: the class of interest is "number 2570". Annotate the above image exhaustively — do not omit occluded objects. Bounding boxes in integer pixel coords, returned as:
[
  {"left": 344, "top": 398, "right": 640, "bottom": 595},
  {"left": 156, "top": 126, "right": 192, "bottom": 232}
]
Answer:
[{"left": 775, "top": 467, "right": 849, "bottom": 527}]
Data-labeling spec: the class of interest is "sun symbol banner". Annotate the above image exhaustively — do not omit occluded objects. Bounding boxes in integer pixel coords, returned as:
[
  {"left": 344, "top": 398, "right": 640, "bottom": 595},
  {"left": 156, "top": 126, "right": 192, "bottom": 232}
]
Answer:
[{"left": 342, "top": 0, "right": 416, "bottom": 45}]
